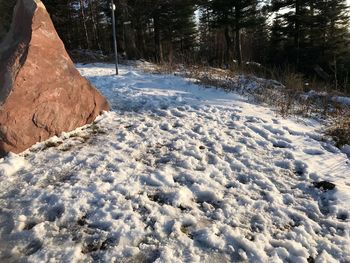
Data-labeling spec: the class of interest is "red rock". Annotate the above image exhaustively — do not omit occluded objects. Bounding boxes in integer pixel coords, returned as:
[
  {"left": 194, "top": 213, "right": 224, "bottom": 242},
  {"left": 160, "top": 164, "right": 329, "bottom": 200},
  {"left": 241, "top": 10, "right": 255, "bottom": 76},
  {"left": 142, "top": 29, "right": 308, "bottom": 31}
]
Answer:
[{"left": 0, "top": 0, "right": 109, "bottom": 155}]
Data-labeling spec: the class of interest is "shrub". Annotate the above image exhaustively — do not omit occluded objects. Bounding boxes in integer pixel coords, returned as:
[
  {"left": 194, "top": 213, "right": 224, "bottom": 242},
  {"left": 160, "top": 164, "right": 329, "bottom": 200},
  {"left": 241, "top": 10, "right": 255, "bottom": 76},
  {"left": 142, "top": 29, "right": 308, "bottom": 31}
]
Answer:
[{"left": 326, "top": 113, "right": 350, "bottom": 147}]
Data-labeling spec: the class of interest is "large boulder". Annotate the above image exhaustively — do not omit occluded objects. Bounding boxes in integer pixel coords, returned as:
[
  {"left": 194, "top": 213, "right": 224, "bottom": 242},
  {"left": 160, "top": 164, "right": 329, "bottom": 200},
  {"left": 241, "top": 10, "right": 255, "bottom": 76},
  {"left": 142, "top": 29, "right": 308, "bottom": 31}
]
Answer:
[{"left": 0, "top": 0, "right": 110, "bottom": 156}]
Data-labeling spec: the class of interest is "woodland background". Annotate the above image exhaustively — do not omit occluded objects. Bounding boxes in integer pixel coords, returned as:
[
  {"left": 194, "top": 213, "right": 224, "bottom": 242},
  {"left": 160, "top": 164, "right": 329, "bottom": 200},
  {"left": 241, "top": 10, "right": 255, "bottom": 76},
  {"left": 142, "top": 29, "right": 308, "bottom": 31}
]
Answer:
[{"left": 1, "top": 0, "right": 350, "bottom": 92}]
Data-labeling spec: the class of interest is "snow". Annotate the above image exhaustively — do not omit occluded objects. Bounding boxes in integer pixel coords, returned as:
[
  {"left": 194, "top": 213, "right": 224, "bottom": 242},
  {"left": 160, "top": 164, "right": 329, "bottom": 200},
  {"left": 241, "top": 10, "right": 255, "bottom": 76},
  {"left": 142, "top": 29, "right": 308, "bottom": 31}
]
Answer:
[
  {"left": 0, "top": 63, "right": 349, "bottom": 262},
  {"left": 0, "top": 153, "right": 30, "bottom": 177},
  {"left": 343, "top": 145, "right": 350, "bottom": 158},
  {"left": 303, "top": 90, "right": 350, "bottom": 107},
  {"left": 332, "top": 96, "right": 350, "bottom": 106}
]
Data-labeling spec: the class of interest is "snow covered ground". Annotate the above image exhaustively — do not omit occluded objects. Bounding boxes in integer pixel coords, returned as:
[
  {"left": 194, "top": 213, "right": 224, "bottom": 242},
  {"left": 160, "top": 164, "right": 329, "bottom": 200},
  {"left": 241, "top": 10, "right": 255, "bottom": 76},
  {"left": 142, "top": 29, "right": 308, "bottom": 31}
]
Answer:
[{"left": 0, "top": 63, "right": 349, "bottom": 262}]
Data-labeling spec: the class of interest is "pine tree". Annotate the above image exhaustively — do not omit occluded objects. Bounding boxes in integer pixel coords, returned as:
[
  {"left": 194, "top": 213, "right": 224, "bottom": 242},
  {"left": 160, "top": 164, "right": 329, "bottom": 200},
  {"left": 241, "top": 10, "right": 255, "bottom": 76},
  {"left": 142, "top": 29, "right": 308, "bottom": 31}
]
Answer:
[
  {"left": 269, "top": 17, "right": 288, "bottom": 66},
  {"left": 203, "top": 0, "right": 263, "bottom": 66},
  {"left": 166, "top": 0, "right": 197, "bottom": 63},
  {"left": 316, "top": 0, "right": 350, "bottom": 90},
  {"left": 198, "top": 2, "right": 218, "bottom": 65},
  {"left": 270, "top": 0, "right": 313, "bottom": 69},
  {"left": 270, "top": 0, "right": 350, "bottom": 90},
  {"left": 243, "top": 3, "right": 270, "bottom": 63}
]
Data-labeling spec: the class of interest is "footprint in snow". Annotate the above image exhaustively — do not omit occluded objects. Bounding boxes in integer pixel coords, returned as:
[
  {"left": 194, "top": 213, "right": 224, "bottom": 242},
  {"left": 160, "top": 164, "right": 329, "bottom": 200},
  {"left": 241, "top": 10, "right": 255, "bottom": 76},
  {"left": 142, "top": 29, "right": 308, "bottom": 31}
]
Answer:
[
  {"left": 45, "top": 204, "right": 65, "bottom": 222},
  {"left": 159, "top": 123, "right": 172, "bottom": 131},
  {"left": 303, "top": 148, "right": 325, "bottom": 155},
  {"left": 25, "top": 239, "right": 43, "bottom": 256},
  {"left": 336, "top": 211, "right": 349, "bottom": 221},
  {"left": 0, "top": 210, "right": 15, "bottom": 236},
  {"left": 313, "top": 181, "right": 336, "bottom": 191},
  {"left": 272, "top": 140, "right": 293, "bottom": 149}
]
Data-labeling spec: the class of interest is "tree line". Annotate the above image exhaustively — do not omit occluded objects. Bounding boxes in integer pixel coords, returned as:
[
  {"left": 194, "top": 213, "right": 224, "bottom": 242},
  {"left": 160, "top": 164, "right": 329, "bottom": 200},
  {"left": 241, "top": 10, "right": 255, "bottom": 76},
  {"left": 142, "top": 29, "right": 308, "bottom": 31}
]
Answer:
[{"left": 0, "top": 0, "right": 349, "bottom": 92}]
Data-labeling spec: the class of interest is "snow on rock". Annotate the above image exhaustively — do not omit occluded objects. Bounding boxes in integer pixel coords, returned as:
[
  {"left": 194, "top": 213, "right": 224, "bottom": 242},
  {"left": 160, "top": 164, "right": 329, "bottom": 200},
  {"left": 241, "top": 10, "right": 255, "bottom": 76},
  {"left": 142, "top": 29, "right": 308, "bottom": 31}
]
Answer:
[{"left": 0, "top": 63, "right": 349, "bottom": 262}]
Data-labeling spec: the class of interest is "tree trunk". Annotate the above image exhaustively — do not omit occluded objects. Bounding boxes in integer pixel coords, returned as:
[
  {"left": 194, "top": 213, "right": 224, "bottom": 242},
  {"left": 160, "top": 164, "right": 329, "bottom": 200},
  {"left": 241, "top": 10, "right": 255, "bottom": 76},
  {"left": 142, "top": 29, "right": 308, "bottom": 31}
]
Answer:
[
  {"left": 224, "top": 26, "right": 232, "bottom": 67},
  {"left": 89, "top": 0, "right": 101, "bottom": 50},
  {"left": 136, "top": 21, "right": 146, "bottom": 58},
  {"left": 234, "top": 6, "right": 242, "bottom": 66},
  {"left": 235, "top": 28, "right": 242, "bottom": 66},
  {"left": 153, "top": 14, "right": 163, "bottom": 63},
  {"left": 79, "top": 0, "right": 90, "bottom": 49},
  {"left": 294, "top": 0, "right": 301, "bottom": 67}
]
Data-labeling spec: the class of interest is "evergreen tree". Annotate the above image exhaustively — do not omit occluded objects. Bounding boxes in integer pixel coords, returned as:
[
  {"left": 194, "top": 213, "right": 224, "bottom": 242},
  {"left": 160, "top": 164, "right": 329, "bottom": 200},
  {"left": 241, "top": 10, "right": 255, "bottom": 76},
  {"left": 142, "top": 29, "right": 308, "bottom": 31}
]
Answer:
[
  {"left": 270, "top": 0, "right": 350, "bottom": 90},
  {"left": 243, "top": 3, "right": 270, "bottom": 63},
  {"left": 151, "top": 0, "right": 197, "bottom": 63},
  {"left": 1, "top": 0, "right": 349, "bottom": 91},
  {"left": 198, "top": 1, "right": 218, "bottom": 65},
  {"left": 316, "top": 0, "right": 350, "bottom": 90},
  {"left": 201, "top": 0, "right": 263, "bottom": 66},
  {"left": 269, "top": 17, "right": 288, "bottom": 65},
  {"left": 270, "top": 0, "right": 313, "bottom": 69}
]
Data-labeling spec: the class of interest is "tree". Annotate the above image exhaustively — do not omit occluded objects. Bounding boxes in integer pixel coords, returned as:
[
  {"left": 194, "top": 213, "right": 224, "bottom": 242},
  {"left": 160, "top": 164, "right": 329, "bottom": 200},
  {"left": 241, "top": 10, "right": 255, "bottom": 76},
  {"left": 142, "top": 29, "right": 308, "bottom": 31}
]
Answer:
[
  {"left": 270, "top": 0, "right": 350, "bottom": 90},
  {"left": 199, "top": 0, "right": 264, "bottom": 66},
  {"left": 316, "top": 0, "right": 350, "bottom": 90},
  {"left": 270, "top": 0, "right": 313, "bottom": 69}
]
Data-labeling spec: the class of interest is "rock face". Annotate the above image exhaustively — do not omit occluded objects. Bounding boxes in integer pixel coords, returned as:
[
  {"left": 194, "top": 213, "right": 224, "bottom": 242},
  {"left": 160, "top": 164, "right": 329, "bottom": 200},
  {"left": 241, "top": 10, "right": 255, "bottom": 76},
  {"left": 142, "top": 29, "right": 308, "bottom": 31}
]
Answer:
[{"left": 0, "top": 0, "right": 109, "bottom": 155}]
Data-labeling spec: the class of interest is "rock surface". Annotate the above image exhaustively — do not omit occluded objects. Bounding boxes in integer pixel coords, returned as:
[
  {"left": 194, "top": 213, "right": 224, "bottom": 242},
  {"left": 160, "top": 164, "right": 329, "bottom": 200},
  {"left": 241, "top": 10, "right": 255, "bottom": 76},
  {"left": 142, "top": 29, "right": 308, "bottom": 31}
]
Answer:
[{"left": 0, "top": 0, "right": 109, "bottom": 155}]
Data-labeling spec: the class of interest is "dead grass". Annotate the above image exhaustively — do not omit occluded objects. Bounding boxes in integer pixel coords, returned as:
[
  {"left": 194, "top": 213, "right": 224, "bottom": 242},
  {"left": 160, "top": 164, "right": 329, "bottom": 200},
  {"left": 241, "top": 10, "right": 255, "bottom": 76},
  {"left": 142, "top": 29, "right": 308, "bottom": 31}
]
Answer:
[
  {"left": 143, "top": 62, "right": 178, "bottom": 75},
  {"left": 326, "top": 108, "right": 350, "bottom": 147}
]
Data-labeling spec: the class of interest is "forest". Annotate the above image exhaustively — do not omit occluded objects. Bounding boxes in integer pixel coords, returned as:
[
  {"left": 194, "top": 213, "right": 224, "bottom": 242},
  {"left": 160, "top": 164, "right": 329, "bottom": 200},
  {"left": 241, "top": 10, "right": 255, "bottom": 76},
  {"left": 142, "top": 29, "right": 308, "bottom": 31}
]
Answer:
[{"left": 1, "top": 0, "right": 350, "bottom": 92}]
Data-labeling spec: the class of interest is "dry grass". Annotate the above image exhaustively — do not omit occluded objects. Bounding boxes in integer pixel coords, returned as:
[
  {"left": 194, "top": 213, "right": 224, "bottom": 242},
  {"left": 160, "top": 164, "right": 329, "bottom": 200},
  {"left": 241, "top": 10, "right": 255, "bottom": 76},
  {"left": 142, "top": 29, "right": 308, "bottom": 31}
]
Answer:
[
  {"left": 143, "top": 62, "right": 178, "bottom": 75},
  {"left": 326, "top": 111, "right": 350, "bottom": 147}
]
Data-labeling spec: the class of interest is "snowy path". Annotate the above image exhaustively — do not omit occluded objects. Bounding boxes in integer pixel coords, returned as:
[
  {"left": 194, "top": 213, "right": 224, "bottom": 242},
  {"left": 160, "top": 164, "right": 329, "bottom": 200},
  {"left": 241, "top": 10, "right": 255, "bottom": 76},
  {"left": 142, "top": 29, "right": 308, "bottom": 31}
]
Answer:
[{"left": 0, "top": 63, "right": 349, "bottom": 262}]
